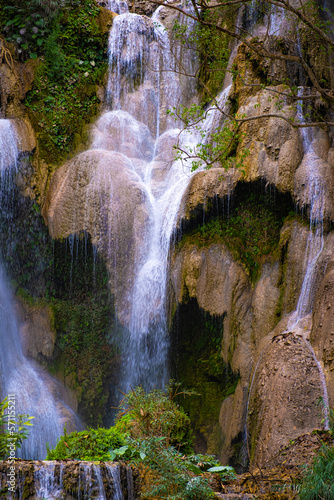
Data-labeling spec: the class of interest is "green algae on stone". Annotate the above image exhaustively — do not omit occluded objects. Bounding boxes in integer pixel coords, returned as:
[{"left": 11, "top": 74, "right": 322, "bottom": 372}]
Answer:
[{"left": 171, "top": 299, "right": 239, "bottom": 455}]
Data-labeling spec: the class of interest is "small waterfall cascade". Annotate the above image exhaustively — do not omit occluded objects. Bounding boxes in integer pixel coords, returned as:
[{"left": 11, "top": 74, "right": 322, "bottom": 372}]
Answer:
[
  {"left": 108, "top": 0, "right": 128, "bottom": 15},
  {"left": 34, "top": 462, "right": 64, "bottom": 499},
  {"left": 286, "top": 92, "right": 330, "bottom": 428},
  {"left": 0, "top": 119, "right": 18, "bottom": 171},
  {"left": 30, "top": 462, "right": 131, "bottom": 500},
  {"left": 91, "top": 1, "right": 233, "bottom": 393},
  {"left": 0, "top": 121, "right": 78, "bottom": 459},
  {"left": 268, "top": 4, "right": 284, "bottom": 35}
]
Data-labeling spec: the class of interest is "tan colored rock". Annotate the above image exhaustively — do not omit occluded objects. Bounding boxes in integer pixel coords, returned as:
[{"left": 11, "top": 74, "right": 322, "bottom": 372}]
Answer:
[
  {"left": 11, "top": 117, "right": 36, "bottom": 154},
  {"left": 236, "top": 86, "right": 303, "bottom": 192},
  {"left": 247, "top": 332, "right": 324, "bottom": 467},
  {"left": 327, "top": 147, "right": 334, "bottom": 167},
  {"left": 277, "top": 135, "right": 303, "bottom": 192},
  {"left": 171, "top": 242, "right": 254, "bottom": 375},
  {"left": 251, "top": 262, "right": 281, "bottom": 345},
  {"left": 97, "top": 6, "right": 117, "bottom": 34},
  {"left": 178, "top": 168, "right": 241, "bottom": 222},
  {"left": 219, "top": 381, "right": 248, "bottom": 465},
  {"left": 311, "top": 234, "right": 334, "bottom": 408},
  {"left": 0, "top": 56, "right": 36, "bottom": 117},
  {"left": 42, "top": 149, "right": 149, "bottom": 324},
  {"left": 278, "top": 220, "right": 310, "bottom": 316},
  {"left": 16, "top": 299, "right": 56, "bottom": 360}
]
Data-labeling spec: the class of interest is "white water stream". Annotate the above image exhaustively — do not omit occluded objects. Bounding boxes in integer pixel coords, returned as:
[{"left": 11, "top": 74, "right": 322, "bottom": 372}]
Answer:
[
  {"left": 32, "top": 462, "right": 128, "bottom": 500},
  {"left": 286, "top": 91, "right": 330, "bottom": 428},
  {"left": 96, "top": 3, "right": 232, "bottom": 393},
  {"left": 0, "top": 120, "right": 79, "bottom": 459}
]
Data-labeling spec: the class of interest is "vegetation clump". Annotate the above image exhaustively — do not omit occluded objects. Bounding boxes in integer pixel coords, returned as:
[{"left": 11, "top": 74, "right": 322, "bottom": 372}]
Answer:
[
  {"left": 46, "top": 384, "right": 234, "bottom": 499},
  {"left": 179, "top": 191, "right": 284, "bottom": 282},
  {"left": 299, "top": 406, "right": 334, "bottom": 500},
  {"left": 0, "top": 397, "right": 34, "bottom": 460},
  {"left": 46, "top": 426, "right": 128, "bottom": 461},
  {"left": 0, "top": 0, "right": 109, "bottom": 165}
]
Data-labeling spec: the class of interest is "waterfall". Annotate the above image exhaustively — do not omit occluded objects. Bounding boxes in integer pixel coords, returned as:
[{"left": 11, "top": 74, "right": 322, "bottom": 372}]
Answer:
[
  {"left": 34, "top": 462, "right": 64, "bottom": 499},
  {"left": 0, "top": 119, "right": 18, "bottom": 171},
  {"left": 286, "top": 91, "right": 330, "bottom": 428},
  {"left": 91, "top": 2, "right": 233, "bottom": 394},
  {"left": 31, "top": 462, "right": 128, "bottom": 499},
  {"left": 0, "top": 121, "right": 78, "bottom": 459}
]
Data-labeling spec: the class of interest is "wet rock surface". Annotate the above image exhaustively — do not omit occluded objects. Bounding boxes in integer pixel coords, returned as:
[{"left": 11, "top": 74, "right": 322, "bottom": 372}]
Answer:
[{"left": 0, "top": 461, "right": 140, "bottom": 499}]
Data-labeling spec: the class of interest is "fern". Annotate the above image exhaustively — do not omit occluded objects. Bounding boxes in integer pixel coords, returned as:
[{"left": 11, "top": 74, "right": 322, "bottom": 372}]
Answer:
[{"left": 299, "top": 445, "right": 334, "bottom": 500}]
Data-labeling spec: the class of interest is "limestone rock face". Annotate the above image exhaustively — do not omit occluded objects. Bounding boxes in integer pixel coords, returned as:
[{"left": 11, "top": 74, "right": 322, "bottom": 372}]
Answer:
[
  {"left": 172, "top": 218, "right": 334, "bottom": 465},
  {"left": 42, "top": 149, "right": 149, "bottom": 323},
  {"left": 172, "top": 242, "right": 253, "bottom": 376},
  {"left": 177, "top": 168, "right": 242, "bottom": 222},
  {"left": 247, "top": 333, "right": 324, "bottom": 466},
  {"left": 97, "top": 6, "right": 117, "bottom": 34},
  {"left": 16, "top": 299, "right": 56, "bottom": 360},
  {"left": 11, "top": 117, "right": 36, "bottom": 154},
  {"left": 311, "top": 235, "right": 334, "bottom": 407},
  {"left": 0, "top": 42, "right": 36, "bottom": 117}
]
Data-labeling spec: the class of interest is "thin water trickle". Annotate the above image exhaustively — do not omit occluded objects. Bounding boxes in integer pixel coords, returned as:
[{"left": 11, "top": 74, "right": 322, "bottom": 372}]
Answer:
[
  {"left": 106, "top": 464, "right": 124, "bottom": 500},
  {"left": 286, "top": 90, "right": 330, "bottom": 428},
  {"left": 34, "top": 462, "right": 63, "bottom": 500}
]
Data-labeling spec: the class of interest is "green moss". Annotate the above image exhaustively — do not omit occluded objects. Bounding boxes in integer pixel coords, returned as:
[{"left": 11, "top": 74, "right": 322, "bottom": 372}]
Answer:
[
  {"left": 45, "top": 234, "right": 116, "bottom": 427},
  {"left": 21, "top": 0, "right": 109, "bottom": 165},
  {"left": 25, "top": 61, "right": 106, "bottom": 166},
  {"left": 171, "top": 299, "right": 239, "bottom": 455},
  {"left": 0, "top": 167, "right": 116, "bottom": 426},
  {"left": 179, "top": 192, "right": 284, "bottom": 283},
  {"left": 46, "top": 426, "right": 128, "bottom": 461}
]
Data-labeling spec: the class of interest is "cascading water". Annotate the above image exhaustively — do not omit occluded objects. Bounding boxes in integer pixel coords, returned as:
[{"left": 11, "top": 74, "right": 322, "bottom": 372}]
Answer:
[
  {"left": 94, "top": 2, "right": 233, "bottom": 393},
  {"left": 0, "top": 121, "right": 78, "bottom": 459},
  {"left": 286, "top": 91, "right": 330, "bottom": 428},
  {"left": 31, "top": 462, "right": 130, "bottom": 500}
]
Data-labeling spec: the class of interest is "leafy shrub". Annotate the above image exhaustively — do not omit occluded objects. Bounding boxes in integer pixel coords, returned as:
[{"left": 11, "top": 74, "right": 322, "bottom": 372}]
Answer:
[
  {"left": 136, "top": 437, "right": 215, "bottom": 500},
  {"left": 46, "top": 426, "right": 128, "bottom": 461},
  {"left": 44, "top": 30, "right": 66, "bottom": 80},
  {"left": 46, "top": 385, "right": 236, "bottom": 498},
  {"left": 115, "top": 382, "right": 194, "bottom": 451},
  {"left": 0, "top": 397, "right": 34, "bottom": 460}
]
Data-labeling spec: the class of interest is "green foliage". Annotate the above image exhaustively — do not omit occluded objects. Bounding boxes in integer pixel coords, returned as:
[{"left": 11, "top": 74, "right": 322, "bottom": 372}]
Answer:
[
  {"left": 46, "top": 385, "right": 236, "bottom": 499},
  {"left": 7, "top": 0, "right": 109, "bottom": 164},
  {"left": 171, "top": 302, "right": 239, "bottom": 456},
  {"left": 169, "top": 103, "right": 249, "bottom": 173},
  {"left": 116, "top": 382, "right": 195, "bottom": 451},
  {"left": 172, "top": 3, "right": 231, "bottom": 99},
  {"left": 46, "top": 426, "right": 128, "bottom": 461},
  {"left": 299, "top": 401, "right": 334, "bottom": 499},
  {"left": 44, "top": 29, "right": 66, "bottom": 80},
  {"left": 299, "top": 445, "right": 334, "bottom": 500},
  {"left": 137, "top": 437, "right": 215, "bottom": 500},
  {"left": 25, "top": 61, "right": 104, "bottom": 163},
  {"left": 180, "top": 193, "right": 283, "bottom": 282},
  {"left": 0, "top": 397, "right": 34, "bottom": 460},
  {"left": 1, "top": 0, "right": 60, "bottom": 58}
]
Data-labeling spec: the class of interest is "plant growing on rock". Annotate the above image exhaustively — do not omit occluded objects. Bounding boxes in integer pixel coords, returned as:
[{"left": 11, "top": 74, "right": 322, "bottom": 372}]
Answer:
[
  {"left": 115, "top": 381, "right": 195, "bottom": 451},
  {"left": 0, "top": 397, "right": 34, "bottom": 460},
  {"left": 151, "top": 0, "right": 334, "bottom": 171}
]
